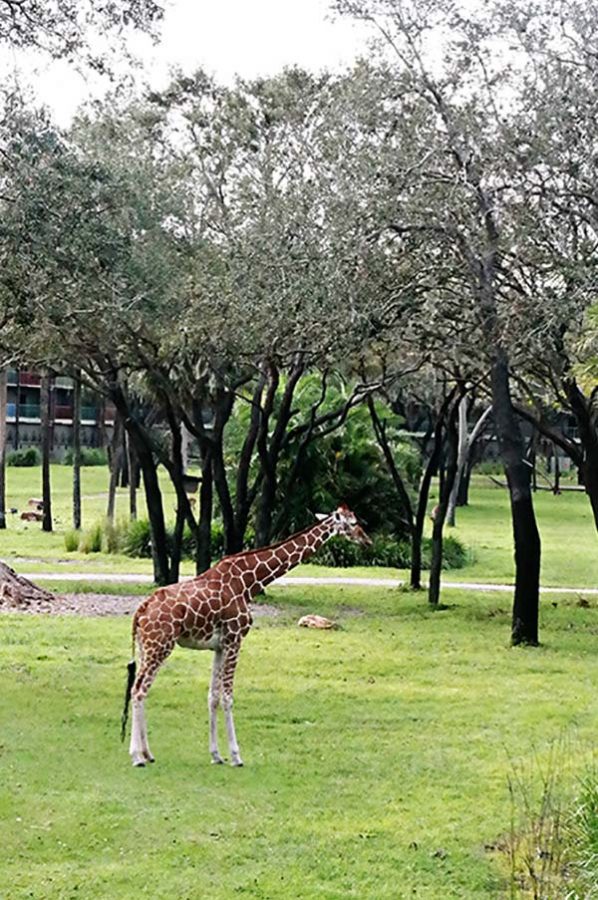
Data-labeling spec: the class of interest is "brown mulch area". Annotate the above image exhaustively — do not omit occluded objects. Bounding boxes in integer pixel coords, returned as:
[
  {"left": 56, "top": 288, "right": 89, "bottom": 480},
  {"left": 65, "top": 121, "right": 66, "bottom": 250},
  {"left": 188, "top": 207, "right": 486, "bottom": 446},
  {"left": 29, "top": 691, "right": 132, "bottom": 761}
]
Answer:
[{"left": 0, "top": 592, "right": 280, "bottom": 618}]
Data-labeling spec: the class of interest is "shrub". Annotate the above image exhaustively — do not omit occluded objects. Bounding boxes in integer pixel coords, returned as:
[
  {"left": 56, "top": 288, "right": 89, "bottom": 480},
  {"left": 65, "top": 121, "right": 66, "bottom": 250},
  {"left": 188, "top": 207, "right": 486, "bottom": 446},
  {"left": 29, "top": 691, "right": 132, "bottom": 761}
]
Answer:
[
  {"left": 7, "top": 447, "right": 40, "bottom": 467},
  {"left": 63, "top": 447, "right": 108, "bottom": 466},
  {"left": 102, "top": 518, "right": 129, "bottom": 554},
  {"left": 78, "top": 522, "right": 103, "bottom": 553},
  {"left": 313, "top": 533, "right": 468, "bottom": 570},
  {"left": 122, "top": 518, "right": 153, "bottom": 558},
  {"left": 63, "top": 528, "right": 80, "bottom": 552}
]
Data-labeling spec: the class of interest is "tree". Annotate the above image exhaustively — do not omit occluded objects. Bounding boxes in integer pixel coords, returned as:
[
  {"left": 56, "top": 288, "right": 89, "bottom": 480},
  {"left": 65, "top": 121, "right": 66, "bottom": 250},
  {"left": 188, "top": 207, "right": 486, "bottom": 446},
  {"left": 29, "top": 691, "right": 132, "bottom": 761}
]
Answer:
[
  {"left": 0, "top": 0, "right": 164, "bottom": 64},
  {"left": 334, "top": 0, "right": 544, "bottom": 643}
]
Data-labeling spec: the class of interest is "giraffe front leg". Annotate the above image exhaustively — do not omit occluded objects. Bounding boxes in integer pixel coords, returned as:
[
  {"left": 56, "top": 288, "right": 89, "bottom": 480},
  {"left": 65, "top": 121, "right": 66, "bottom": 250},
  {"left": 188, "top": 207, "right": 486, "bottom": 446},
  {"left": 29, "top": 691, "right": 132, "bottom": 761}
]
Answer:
[
  {"left": 221, "top": 641, "right": 243, "bottom": 767},
  {"left": 208, "top": 650, "right": 224, "bottom": 764}
]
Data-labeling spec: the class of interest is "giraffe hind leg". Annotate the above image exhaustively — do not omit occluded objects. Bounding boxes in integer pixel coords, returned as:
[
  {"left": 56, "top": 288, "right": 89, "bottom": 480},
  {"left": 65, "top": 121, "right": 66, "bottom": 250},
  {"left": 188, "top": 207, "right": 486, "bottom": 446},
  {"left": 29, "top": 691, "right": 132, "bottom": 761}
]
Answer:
[
  {"left": 221, "top": 640, "right": 243, "bottom": 767},
  {"left": 129, "top": 645, "right": 172, "bottom": 767},
  {"left": 208, "top": 649, "right": 225, "bottom": 764}
]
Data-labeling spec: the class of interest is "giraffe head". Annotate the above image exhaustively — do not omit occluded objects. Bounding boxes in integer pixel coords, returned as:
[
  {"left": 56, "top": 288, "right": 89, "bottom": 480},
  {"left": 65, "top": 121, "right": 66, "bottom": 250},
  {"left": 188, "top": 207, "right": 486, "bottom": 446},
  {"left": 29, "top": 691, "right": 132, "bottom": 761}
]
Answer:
[{"left": 318, "top": 504, "right": 372, "bottom": 546}]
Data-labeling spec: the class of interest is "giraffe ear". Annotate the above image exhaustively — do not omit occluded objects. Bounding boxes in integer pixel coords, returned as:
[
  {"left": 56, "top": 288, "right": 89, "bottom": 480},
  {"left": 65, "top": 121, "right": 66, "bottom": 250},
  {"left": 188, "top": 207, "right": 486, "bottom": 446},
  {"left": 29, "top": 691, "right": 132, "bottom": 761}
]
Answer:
[{"left": 315, "top": 513, "right": 328, "bottom": 522}]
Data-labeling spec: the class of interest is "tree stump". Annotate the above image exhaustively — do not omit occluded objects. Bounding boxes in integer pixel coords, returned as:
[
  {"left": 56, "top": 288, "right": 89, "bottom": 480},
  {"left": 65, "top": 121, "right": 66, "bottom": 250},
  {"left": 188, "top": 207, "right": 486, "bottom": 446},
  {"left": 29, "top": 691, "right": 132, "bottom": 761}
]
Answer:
[{"left": 0, "top": 561, "right": 56, "bottom": 612}]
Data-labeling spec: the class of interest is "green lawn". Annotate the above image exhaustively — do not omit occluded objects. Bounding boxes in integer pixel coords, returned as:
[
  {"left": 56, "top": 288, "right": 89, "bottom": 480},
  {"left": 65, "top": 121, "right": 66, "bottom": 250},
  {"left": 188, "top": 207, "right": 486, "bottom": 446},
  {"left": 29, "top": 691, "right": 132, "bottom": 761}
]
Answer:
[
  {"left": 1, "top": 586, "right": 597, "bottom": 898},
  {"left": 0, "top": 466, "right": 597, "bottom": 591}
]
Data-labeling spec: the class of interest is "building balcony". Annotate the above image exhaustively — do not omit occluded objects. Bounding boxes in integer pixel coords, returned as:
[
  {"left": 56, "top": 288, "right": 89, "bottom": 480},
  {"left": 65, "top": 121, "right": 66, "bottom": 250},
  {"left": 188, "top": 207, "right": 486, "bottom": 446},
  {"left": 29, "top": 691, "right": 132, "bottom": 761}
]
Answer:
[
  {"left": 19, "top": 372, "right": 41, "bottom": 387},
  {"left": 7, "top": 370, "right": 17, "bottom": 386},
  {"left": 7, "top": 402, "right": 16, "bottom": 418},
  {"left": 81, "top": 406, "right": 97, "bottom": 422},
  {"left": 19, "top": 404, "right": 40, "bottom": 419},
  {"left": 55, "top": 376, "right": 74, "bottom": 389},
  {"left": 54, "top": 404, "right": 74, "bottom": 420}
]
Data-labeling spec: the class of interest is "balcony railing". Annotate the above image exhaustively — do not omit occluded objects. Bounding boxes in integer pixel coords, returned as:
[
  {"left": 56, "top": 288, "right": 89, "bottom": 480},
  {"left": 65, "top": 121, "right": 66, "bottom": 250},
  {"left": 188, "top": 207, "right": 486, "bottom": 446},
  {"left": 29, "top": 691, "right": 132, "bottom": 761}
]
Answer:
[
  {"left": 19, "top": 372, "right": 41, "bottom": 387},
  {"left": 54, "top": 376, "right": 74, "bottom": 389},
  {"left": 54, "top": 404, "right": 73, "bottom": 419},
  {"left": 19, "top": 404, "right": 40, "bottom": 419},
  {"left": 7, "top": 402, "right": 16, "bottom": 417},
  {"left": 81, "top": 406, "right": 96, "bottom": 421}
]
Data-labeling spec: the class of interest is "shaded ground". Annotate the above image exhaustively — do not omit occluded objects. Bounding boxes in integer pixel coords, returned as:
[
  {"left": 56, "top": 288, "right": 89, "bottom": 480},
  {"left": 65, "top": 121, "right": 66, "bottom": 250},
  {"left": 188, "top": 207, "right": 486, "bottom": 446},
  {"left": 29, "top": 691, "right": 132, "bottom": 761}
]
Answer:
[{"left": 0, "top": 591, "right": 281, "bottom": 618}]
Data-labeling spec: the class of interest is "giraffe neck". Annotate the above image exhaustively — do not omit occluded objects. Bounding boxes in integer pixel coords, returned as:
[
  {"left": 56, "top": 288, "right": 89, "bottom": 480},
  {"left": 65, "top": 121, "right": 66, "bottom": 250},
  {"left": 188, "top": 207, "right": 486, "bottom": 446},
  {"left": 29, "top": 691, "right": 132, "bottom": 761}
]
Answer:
[{"left": 245, "top": 517, "right": 336, "bottom": 596}]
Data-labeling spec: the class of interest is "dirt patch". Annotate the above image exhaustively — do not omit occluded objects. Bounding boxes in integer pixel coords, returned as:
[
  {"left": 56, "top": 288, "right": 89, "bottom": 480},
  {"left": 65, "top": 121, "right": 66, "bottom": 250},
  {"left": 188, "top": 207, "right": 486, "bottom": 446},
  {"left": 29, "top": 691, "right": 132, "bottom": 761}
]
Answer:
[{"left": 0, "top": 591, "right": 280, "bottom": 619}]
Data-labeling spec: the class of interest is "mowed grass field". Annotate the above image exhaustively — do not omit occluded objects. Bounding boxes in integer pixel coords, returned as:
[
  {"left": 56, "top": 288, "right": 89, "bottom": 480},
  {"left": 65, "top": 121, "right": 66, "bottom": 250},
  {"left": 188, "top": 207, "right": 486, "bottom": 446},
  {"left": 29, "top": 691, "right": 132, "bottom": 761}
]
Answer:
[
  {"left": 0, "top": 464, "right": 597, "bottom": 589},
  {"left": 2, "top": 586, "right": 598, "bottom": 898}
]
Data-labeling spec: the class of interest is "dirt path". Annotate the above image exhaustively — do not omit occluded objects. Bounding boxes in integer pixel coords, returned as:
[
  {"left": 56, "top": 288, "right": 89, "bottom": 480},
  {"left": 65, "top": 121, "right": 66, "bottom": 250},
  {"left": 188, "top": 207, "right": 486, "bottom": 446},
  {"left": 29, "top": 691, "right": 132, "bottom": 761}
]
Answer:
[
  {"left": 0, "top": 591, "right": 281, "bottom": 618},
  {"left": 18, "top": 572, "right": 598, "bottom": 595}
]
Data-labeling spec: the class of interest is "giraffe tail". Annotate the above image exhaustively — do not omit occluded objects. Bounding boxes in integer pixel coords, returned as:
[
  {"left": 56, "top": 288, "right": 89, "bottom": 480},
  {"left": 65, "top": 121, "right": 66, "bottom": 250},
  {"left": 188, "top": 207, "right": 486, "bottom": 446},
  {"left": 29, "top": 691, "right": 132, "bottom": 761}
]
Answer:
[{"left": 120, "top": 613, "right": 138, "bottom": 743}]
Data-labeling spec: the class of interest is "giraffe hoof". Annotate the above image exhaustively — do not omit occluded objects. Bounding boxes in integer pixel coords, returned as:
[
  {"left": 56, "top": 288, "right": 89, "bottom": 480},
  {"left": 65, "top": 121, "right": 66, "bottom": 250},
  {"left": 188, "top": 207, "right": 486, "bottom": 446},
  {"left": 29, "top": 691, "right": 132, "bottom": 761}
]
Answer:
[
  {"left": 211, "top": 754, "right": 225, "bottom": 765},
  {"left": 231, "top": 758, "right": 244, "bottom": 768},
  {"left": 132, "top": 760, "right": 146, "bottom": 768}
]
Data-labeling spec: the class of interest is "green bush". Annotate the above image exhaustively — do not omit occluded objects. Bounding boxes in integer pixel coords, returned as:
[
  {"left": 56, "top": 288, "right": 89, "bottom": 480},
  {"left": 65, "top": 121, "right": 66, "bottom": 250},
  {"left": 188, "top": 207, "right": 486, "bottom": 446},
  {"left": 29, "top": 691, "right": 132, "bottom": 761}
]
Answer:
[
  {"left": 63, "top": 528, "right": 80, "bottom": 552},
  {"left": 78, "top": 522, "right": 103, "bottom": 553},
  {"left": 117, "top": 518, "right": 253, "bottom": 561},
  {"left": 122, "top": 518, "right": 153, "bottom": 558},
  {"left": 63, "top": 447, "right": 108, "bottom": 466},
  {"left": 7, "top": 447, "right": 40, "bottom": 467},
  {"left": 313, "top": 533, "right": 468, "bottom": 570}
]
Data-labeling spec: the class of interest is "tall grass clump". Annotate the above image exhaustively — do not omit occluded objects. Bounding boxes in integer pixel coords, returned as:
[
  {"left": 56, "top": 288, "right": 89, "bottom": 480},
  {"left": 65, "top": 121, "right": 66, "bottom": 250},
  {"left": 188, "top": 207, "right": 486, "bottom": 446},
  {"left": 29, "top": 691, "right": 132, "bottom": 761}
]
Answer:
[
  {"left": 78, "top": 522, "right": 103, "bottom": 554},
  {"left": 63, "top": 528, "right": 80, "bottom": 552}
]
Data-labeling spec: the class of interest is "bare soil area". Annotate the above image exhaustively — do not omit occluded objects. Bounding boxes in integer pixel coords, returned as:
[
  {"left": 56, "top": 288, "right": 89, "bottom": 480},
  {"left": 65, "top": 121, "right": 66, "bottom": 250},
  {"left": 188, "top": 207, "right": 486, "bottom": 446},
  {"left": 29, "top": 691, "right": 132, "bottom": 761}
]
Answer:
[{"left": 0, "top": 590, "right": 280, "bottom": 618}]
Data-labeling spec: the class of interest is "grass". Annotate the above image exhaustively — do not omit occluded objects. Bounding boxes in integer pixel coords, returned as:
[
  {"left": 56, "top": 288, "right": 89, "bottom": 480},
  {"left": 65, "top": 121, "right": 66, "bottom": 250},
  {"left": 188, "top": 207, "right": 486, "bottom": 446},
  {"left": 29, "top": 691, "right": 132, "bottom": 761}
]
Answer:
[
  {"left": 0, "top": 465, "right": 597, "bottom": 591},
  {"left": 2, "top": 586, "right": 598, "bottom": 898}
]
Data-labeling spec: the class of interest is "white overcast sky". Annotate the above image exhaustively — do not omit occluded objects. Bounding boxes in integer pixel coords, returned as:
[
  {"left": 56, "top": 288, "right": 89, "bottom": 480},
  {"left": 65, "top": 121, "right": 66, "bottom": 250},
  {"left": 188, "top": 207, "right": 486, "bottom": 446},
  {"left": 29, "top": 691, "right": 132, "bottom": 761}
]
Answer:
[{"left": 5, "top": 0, "right": 372, "bottom": 126}]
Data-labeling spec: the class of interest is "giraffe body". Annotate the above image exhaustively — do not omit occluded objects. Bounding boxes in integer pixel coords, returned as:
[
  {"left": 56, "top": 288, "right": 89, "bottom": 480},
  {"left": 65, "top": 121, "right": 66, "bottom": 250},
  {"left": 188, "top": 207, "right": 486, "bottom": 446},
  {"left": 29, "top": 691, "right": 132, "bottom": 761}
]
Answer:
[{"left": 123, "top": 506, "right": 371, "bottom": 768}]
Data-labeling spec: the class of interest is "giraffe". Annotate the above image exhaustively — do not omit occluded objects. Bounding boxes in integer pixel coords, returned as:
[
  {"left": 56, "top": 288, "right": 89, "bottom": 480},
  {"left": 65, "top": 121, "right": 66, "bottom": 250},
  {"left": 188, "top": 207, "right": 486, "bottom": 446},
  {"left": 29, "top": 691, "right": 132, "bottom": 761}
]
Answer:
[{"left": 121, "top": 504, "right": 371, "bottom": 768}]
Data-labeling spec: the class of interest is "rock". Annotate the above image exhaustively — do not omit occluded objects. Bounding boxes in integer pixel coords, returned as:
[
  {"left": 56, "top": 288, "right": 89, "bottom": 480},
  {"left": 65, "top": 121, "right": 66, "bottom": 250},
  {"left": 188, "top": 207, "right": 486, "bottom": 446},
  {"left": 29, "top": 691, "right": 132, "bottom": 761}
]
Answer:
[{"left": 298, "top": 614, "right": 337, "bottom": 629}]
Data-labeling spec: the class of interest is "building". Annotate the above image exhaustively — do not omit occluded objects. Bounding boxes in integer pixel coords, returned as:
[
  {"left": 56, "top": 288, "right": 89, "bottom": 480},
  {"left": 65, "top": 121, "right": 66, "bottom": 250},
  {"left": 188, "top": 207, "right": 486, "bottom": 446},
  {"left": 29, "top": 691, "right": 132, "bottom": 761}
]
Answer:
[{"left": 6, "top": 370, "right": 115, "bottom": 459}]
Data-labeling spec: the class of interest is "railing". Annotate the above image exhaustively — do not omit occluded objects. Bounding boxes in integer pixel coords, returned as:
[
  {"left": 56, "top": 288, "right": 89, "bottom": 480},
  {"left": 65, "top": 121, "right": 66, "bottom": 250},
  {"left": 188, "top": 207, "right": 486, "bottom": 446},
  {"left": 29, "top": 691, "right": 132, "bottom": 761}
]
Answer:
[
  {"left": 54, "top": 376, "right": 74, "bottom": 389},
  {"left": 19, "top": 372, "right": 41, "bottom": 387},
  {"left": 19, "top": 404, "right": 40, "bottom": 419},
  {"left": 54, "top": 404, "right": 73, "bottom": 419}
]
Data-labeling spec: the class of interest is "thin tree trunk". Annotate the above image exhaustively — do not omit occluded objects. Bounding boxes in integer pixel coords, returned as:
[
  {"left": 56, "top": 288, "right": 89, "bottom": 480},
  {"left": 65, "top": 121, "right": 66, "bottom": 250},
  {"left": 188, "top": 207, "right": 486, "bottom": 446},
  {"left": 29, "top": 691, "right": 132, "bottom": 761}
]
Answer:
[
  {"left": 197, "top": 446, "right": 213, "bottom": 574},
  {"left": 411, "top": 423, "right": 443, "bottom": 590},
  {"left": 106, "top": 412, "right": 123, "bottom": 523},
  {"left": 126, "top": 432, "right": 138, "bottom": 520},
  {"left": 429, "top": 408, "right": 459, "bottom": 606},
  {"left": 0, "top": 370, "right": 7, "bottom": 530},
  {"left": 72, "top": 372, "right": 82, "bottom": 530},
  {"left": 446, "top": 395, "right": 468, "bottom": 527},
  {"left": 41, "top": 370, "right": 53, "bottom": 533}
]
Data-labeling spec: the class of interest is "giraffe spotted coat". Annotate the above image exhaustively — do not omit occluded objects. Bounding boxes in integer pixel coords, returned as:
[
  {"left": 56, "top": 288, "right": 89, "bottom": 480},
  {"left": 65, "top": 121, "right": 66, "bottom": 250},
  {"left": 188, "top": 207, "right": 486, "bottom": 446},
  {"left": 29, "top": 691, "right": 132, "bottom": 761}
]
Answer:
[{"left": 124, "top": 505, "right": 371, "bottom": 768}]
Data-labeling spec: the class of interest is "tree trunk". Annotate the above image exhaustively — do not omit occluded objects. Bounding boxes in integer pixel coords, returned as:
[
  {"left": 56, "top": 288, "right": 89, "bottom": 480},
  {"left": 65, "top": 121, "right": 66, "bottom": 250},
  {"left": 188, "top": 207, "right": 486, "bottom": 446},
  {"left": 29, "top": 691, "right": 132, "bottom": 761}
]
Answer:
[
  {"left": 126, "top": 432, "right": 138, "bottom": 520},
  {"left": 197, "top": 446, "right": 213, "bottom": 574},
  {"left": 411, "top": 426, "right": 443, "bottom": 590},
  {"left": 0, "top": 560, "right": 56, "bottom": 610},
  {"left": 110, "top": 387, "right": 170, "bottom": 585},
  {"left": 429, "top": 410, "right": 459, "bottom": 606},
  {"left": 0, "top": 370, "right": 7, "bottom": 530},
  {"left": 446, "top": 395, "right": 468, "bottom": 527},
  {"left": 41, "top": 370, "right": 53, "bottom": 533},
  {"left": 72, "top": 372, "right": 82, "bottom": 530},
  {"left": 106, "top": 412, "right": 123, "bottom": 523},
  {"left": 491, "top": 357, "right": 540, "bottom": 646}
]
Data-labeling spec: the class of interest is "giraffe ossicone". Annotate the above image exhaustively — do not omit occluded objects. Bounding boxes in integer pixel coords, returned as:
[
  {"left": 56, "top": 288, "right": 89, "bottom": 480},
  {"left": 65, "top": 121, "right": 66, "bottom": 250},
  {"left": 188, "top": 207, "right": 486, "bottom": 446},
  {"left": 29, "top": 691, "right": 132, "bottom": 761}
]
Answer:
[{"left": 121, "top": 505, "right": 371, "bottom": 768}]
